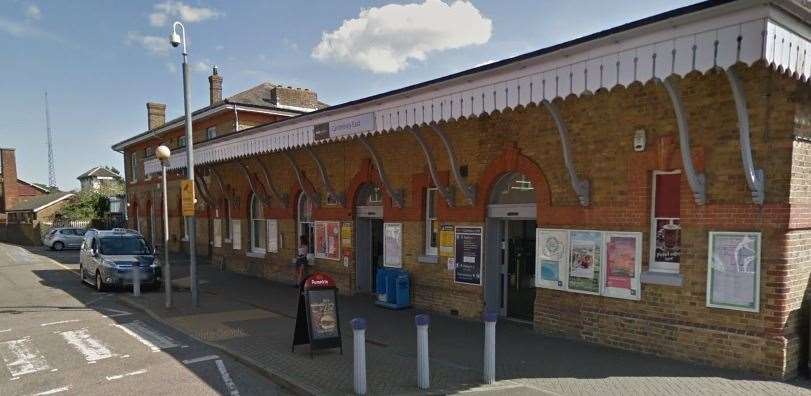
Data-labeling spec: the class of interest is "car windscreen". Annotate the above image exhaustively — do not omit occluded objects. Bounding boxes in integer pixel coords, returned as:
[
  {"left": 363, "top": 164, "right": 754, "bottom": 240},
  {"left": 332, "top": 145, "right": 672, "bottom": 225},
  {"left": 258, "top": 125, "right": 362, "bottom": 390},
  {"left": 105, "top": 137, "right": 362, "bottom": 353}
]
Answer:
[{"left": 99, "top": 237, "right": 150, "bottom": 255}]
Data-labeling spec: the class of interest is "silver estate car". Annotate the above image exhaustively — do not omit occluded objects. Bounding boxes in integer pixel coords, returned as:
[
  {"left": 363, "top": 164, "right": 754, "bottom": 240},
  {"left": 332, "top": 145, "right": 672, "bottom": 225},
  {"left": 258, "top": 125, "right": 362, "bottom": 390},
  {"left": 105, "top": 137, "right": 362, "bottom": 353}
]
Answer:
[
  {"left": 79, "top": 229, "right": 161, "bottom": 291},
  {"left": 42, "top": 227, "right": 87, "bottom": 250}
]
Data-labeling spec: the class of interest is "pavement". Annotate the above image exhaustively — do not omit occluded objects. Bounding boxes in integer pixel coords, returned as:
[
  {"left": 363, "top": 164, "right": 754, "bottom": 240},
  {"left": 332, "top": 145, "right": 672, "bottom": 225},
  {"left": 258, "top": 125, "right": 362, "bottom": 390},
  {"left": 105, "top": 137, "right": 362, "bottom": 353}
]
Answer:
[
  {"left": 0, "top": 242, "right": 289, "bottom": 396},
  {"left": 111, "top": 253, "right": 811, "bottom": 395}
]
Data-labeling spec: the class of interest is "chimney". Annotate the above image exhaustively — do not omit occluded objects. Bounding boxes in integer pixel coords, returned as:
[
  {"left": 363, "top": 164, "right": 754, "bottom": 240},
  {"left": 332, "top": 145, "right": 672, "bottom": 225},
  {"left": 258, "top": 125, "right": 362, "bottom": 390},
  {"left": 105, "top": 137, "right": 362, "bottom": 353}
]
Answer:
[
  {"left": 147, "top": 102, "right": 166, "bottom": 130},
  {"left": 208, "top": 66, "right": 223, "bottom": 105},
  {"left": 0, "top": 148, "right": 19, "bottom": 213}
]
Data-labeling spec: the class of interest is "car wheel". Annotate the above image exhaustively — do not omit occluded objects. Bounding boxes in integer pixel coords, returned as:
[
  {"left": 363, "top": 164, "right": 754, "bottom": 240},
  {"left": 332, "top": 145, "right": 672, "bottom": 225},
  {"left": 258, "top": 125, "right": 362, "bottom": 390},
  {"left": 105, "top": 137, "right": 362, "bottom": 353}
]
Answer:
[
  {"left": 95, "top": 270, "right": 105, "bottom": 292},
  {"left": 79, "top": 265, "right": 85, "bottom": 284},
  {"left": 52, "top": 241, "right": 64, "bottom": 251}
]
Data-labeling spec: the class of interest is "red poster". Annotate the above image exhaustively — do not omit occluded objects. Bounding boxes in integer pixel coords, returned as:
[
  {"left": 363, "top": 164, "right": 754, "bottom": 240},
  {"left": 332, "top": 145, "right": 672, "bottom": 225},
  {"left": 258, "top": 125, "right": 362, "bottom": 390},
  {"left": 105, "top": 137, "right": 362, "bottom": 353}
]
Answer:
[{"left": 605, "top": 236, "right": 636, "bottom": 289}]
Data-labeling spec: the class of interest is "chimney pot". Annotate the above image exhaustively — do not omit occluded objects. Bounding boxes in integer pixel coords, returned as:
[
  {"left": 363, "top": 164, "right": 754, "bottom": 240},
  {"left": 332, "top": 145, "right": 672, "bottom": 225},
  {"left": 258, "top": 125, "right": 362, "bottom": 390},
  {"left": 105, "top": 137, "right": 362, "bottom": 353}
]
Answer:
[
  {"left": 209, "top": 66, "right": 223, "bottom": 105},
  {"left": 146, "top": 102, "right": 166, "bottom": 130}
]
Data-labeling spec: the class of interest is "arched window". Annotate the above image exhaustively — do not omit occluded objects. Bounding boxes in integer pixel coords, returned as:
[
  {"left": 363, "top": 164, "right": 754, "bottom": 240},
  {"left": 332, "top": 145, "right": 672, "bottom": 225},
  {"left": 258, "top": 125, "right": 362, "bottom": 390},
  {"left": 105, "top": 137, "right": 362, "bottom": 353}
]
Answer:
[
  {"left": 490, "top": 173, "right": 535, "bottom": 205},
  {"left": 250, "top": 194, "right": 266, "bottom": 253},
  {"left": 357, "top": 184, "right": 383, "bottom": 206},
  {"left": 297, "top": 193, "right": 314, "bottom": 254}
]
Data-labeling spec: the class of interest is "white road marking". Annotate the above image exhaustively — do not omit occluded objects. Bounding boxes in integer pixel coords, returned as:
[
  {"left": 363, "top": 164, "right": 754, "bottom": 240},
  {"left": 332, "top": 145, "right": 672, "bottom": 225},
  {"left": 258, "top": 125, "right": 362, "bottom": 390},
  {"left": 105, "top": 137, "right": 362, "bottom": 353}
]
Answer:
[
  {"left": 215, "top": 359, "right": 240, "bottom": 396},
  {"left": 59, "top": 328, "right": 114, "bottom": 363},
  {"left": 105, "top": 368, "right": 147, "bottom": 381},
  {"left": 41, "top": 320, "right": 80, "bottom": 327},
  {"left": 33, "top": 385, "right": 71, "bottom": 395},
  {"left": 0, "top": 337, "right": 50, "bottom": 377},
  {"left": 0, "top": 329, "right": 10, "bottom": 333},
  {"left": 183, "top": 355, "right": 220, "bottom": 365},
  {"left": 113, "top": 321, "right": 177, "bottom": 352},
  {"left": 101, "top": 308, "right": 132, "bottom": 318}
]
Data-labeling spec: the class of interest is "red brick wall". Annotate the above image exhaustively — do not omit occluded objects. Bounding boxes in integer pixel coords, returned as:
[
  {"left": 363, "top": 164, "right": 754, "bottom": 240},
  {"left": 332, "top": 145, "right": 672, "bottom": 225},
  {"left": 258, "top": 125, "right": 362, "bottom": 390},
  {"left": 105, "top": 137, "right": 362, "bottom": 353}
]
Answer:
[{"left": 124, "top": 64, "right": 810, "bottom": 378}]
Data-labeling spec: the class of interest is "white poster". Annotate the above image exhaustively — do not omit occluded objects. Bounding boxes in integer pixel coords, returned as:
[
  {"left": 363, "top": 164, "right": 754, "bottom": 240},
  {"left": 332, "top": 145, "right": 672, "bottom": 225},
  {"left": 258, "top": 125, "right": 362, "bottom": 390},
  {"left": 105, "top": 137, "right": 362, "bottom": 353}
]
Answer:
[
  {"left": 383, "top": 223, "right": 402, "bottom": 268},
  {"left": 267, "top": 219, "right": 278, "bottom": 253},
  {"left": 535, "top": 229, "right": 569, "bottom": 290},
  {"left": 213, "top": 218, "right": 222, "bottom": 248},
  {"left": 707, "top": 231, "right": 761, "bottom": 312},
  {"left": 231, "top": 219, "right": 241, "bottom": 250}
]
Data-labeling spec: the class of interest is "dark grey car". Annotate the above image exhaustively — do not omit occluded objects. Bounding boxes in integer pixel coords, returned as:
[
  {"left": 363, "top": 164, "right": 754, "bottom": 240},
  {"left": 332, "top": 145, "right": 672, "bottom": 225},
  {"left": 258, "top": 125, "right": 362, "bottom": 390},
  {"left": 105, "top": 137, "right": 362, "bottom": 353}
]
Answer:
[{"left": 79, "top": 229, "right": 160, "bottom": 291}]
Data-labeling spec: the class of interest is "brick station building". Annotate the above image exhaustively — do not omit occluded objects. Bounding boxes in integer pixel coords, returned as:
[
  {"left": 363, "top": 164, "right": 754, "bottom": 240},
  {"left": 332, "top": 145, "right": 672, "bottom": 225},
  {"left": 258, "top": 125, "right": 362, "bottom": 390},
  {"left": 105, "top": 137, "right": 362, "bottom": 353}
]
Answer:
[{"left": 116, "top": 0, "right": 811, "bottom": 379}]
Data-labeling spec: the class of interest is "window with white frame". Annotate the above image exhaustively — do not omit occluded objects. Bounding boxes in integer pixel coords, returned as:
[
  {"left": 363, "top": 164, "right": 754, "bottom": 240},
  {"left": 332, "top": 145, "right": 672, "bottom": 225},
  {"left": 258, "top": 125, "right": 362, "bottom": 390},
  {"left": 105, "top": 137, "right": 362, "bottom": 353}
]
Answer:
[
  {"left": 650, "top": 170, "right": 681, "bottom": 273},
  {"left": 297, "top": 193, "right": 314, "bottom": 255},
  {"left": 206, "top": 126, "right": 217, "bottom": 140},
  {"left": 250, "top": 194, "right": 267, "bottom": 253},
  {"left": 425, "top": 188, "right": 438, "bottom": 256}
]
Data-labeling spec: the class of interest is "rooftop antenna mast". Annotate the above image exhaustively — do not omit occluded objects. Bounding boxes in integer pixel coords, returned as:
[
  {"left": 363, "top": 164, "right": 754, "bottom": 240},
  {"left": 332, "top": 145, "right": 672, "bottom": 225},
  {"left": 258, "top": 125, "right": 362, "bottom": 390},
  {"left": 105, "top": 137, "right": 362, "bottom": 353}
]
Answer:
[{"left": 44, "top": 91, "right": 56, "bottom": 188}]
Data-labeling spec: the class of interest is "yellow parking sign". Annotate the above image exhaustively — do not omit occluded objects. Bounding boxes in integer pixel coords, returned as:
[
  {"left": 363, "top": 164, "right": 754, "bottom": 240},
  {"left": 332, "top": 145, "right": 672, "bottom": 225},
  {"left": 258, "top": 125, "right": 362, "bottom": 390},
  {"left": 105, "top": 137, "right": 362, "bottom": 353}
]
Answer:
[{"left": 181, "top": 179, "right": 196, "bottom": 216}]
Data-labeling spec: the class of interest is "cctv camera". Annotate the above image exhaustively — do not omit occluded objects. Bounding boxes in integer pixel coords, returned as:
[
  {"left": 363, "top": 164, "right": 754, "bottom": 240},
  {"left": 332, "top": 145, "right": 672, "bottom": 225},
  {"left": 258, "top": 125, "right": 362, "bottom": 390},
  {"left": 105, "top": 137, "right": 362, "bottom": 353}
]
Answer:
[{"left": 170, "top": 32, "right": 181, "bottom": 47}]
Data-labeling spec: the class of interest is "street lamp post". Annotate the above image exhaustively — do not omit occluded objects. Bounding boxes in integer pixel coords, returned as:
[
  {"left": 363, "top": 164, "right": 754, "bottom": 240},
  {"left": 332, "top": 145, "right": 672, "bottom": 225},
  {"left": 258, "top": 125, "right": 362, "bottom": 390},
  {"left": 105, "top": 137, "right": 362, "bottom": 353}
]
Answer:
[
  {"left": 155, "top": 145, "right": 172, "bottom": 309},
  {"left": 170, "top": 21, "right": 198, "bottom": 307}
]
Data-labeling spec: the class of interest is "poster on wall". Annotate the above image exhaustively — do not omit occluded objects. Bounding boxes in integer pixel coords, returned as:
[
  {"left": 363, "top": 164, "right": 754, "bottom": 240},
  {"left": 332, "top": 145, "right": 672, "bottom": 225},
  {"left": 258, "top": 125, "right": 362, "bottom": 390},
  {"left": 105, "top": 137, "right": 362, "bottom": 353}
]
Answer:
[
  {"left": 454, "top": 227, "right": 482, "bottom": 285},
  {"left": 267, "top": 219, "right": 279, "bottom": 253},
  {"left": 653, "top": 218, "right": 680, "bottom": 272},
  {"left": 568, "top": 230, "right": 603, "bottom": 294},
  {"left": 535, "top": 229, "right": 569, "bottom": 290},
  {"left": 314, "top": 222, "right": 326, "bottom": 258},
  {"left": 231, "top": 219, "right": 241, "bottom": 250},
  {"left": 707, "top": 231, "right": 761, "bottom": 312},
  {"left": 315, "top": 221, "right": 341, "bottom": 261},
  {"left": 383, "top": 223, "right": 403, "bottom": 268},
  {"left": 341, "top": 222, "right": 353, "bottom": 267},
  {"left": 213, "top": 218, "right": 222, "bottom": 248},
  {"left": 602, "top": 232, "right": 642, "bottom": 300},
  {"left": 439, "top": 225, "right": 455, "bottom": 257}
]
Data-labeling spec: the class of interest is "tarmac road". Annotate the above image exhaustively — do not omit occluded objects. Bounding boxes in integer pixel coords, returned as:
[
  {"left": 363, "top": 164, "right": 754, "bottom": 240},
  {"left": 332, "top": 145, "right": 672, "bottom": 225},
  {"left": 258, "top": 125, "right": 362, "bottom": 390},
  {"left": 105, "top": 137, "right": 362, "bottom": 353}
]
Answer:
[{"left": 0, "top": 242, "right": 288, "bottom": 396}]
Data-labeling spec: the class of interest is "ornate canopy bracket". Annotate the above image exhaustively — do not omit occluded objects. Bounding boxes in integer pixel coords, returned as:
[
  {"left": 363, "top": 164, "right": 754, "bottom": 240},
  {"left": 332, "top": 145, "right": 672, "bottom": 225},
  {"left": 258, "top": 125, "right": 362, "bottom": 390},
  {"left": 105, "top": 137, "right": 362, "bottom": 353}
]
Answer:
[
  {"left": 283, "top": 152, "right": 319, "bottom": 208},
  {"left": 237, "top": 160, "right": 271, "bottom": 206},
  {"left": 305, "top": 147, "right": 344, "bottom": 206},
  {"left": 660, "top": 76, "right": 707, "bottom": 205},
  {"left": 724, "top": 67, "right": 765, "bottom": 205},
  {"left": 428, "top": 124, "right": 475, "bottom": 205},
  {"left": 541, "top": 100, "right": 590, "bottom": 207},
  {"left": 358, "top": 136, "right": 404, "bottom": 208},
  {"left": 254, "top": 159, "right": 288, "bottom": 208},
  {"left": 194, "top": 172, "right": 214, "bottom": 207},
  {"left": 210, "top": 167, "right": 234, "bottom": 210},
  {"left": 408, "top": 128, "right": 454, "bottom": 207}
]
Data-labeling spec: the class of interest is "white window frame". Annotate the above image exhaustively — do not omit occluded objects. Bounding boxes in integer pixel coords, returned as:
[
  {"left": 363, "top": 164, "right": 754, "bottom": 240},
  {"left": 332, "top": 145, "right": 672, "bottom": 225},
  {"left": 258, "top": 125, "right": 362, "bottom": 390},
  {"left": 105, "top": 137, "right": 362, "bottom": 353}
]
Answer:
[
  {"left": 649, "top": 170, "right": 681, "bottom": 274},
  {"left": 297, "top": 193, "right": 315, "bottom": 255},
  {"left": 206, "top": 126, "right": 217, "bottom": 140},
  {"left": 425, "top": 188, "right": 438, "bottom": 256},
  {"left": 250, "top": 194, "right": 266, "bottom": 254}
]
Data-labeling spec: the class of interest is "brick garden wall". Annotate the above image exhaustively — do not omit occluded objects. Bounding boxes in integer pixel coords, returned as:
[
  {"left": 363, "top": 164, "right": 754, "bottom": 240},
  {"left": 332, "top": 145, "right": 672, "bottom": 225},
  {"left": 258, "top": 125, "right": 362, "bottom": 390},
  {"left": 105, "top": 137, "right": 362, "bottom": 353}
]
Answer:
[{"left": 125, "top": 63, "right": 810, "bottom": 378}]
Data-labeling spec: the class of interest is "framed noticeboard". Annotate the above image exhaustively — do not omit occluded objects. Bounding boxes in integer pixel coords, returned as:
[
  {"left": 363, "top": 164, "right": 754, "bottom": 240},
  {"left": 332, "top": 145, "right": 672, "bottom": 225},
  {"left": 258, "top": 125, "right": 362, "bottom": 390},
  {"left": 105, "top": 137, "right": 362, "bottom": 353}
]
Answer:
[
  {"left": 601, "top": 232, "right": 642, "bottom": 300},
  {"left": 267, "top": 219, "right": 279, "bottom": 253},
  {"left": 567, "top": 230, "right": 603, "bottom": 295},
  {"left": 706, "top": 231, "right": 761, "bottom": 312},
  {"left": 383, "top": 223, "right": 402, "bottom": 268},
  {"left": 454, "top": 227, "right": 482, "bottom": 285},
  {"left": 231, "top": 219, "right": 241, "bottom": 250},
  {"left": 213, "top": 218, "right": 222, "bottom": 248},
  {"left": 314, "top": 221, "right": 341, "bottom": 261},
  {"left": 535, "top": 228, "right": 569, "bottom": 290}
]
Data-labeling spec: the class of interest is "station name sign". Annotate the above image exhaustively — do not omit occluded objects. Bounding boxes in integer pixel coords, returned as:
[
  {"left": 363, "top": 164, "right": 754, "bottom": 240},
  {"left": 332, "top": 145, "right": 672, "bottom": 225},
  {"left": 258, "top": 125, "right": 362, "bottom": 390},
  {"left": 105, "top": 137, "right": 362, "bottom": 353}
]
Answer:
[{"left": 314, "top": 113, "right": 375, "bottom": 141}]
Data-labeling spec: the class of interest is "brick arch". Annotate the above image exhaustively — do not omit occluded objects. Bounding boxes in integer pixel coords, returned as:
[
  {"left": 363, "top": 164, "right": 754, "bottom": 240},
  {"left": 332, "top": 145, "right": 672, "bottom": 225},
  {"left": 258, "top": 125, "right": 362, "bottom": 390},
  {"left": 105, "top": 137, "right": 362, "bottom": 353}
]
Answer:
[
  {"left": 345, "top": 158, "right": 382, "bottom": 209},
  {"left": 476, "top": 143, "right": 553, "bottom": 214}
]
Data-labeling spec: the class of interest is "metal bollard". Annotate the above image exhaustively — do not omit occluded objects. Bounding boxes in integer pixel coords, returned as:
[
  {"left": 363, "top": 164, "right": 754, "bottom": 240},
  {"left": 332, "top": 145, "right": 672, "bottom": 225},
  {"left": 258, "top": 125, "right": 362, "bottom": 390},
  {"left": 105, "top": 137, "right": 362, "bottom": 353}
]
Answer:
[
  {"left": 351, "top": 318, "right": 367, "bottom": 395},
  {"left": 133, "top": 264, "right": 141, "bottom": 297},
  {"left": 482, "top": 311, "right": 497, "bottom": 384},
  {"left": 415, "top": 314, "right": 430, "bottom": 390}
]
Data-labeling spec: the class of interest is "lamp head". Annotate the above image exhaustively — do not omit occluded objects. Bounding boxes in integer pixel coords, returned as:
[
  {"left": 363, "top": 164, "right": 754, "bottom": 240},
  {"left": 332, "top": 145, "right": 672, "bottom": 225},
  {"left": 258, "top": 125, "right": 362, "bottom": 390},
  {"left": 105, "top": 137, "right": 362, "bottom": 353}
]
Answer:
[{"left": 155, "top": 145, "right": 171, "bottom": 161}]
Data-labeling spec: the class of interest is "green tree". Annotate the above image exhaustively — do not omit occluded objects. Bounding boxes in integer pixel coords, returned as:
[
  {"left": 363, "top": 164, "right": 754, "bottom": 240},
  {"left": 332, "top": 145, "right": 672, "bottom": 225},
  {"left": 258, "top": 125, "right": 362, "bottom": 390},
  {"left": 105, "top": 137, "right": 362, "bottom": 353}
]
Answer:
[{"left": 57, "top": 191, "right": 110, "bottom": 221}]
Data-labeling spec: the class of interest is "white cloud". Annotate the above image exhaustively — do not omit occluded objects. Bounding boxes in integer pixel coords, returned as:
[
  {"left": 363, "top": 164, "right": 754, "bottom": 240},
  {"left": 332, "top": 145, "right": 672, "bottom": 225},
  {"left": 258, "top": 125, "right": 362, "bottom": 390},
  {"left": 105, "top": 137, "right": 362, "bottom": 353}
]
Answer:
[
  {"left": 165, "top": 62, "right": 178, "bottom": 73},
  {"left": 25, "top": 4, "right": 41, "bottom": 21},
  {"left": 126, "top": 31, "right": 170, "bottom": 56},
  {"left": 0, "top": 16, "right": 65, "bottom": 43},
  {"left": 312, "top": 0, "right": 491, "bottom": 74},
  {"left": 149, "top": 1, "right": 221, "bottom": 27}
]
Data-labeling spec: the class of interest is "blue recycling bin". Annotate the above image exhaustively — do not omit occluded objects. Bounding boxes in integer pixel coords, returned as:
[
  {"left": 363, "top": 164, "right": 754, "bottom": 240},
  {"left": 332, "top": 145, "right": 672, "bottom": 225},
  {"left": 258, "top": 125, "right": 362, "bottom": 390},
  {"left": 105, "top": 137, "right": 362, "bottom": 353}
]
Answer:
[
  {"left": 375, "top": 268, "right": 411, "bottom": 310},
  {"left": 375, "top": 267, "right": 389, "bottom": 302}
]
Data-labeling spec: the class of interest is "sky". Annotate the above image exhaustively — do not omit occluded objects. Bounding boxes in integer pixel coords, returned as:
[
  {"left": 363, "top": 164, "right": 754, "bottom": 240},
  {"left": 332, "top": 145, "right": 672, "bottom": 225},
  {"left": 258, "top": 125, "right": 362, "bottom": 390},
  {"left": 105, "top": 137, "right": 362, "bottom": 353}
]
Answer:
[{"left": 0, "top": 0, "right": 701, "bottom": 191}]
